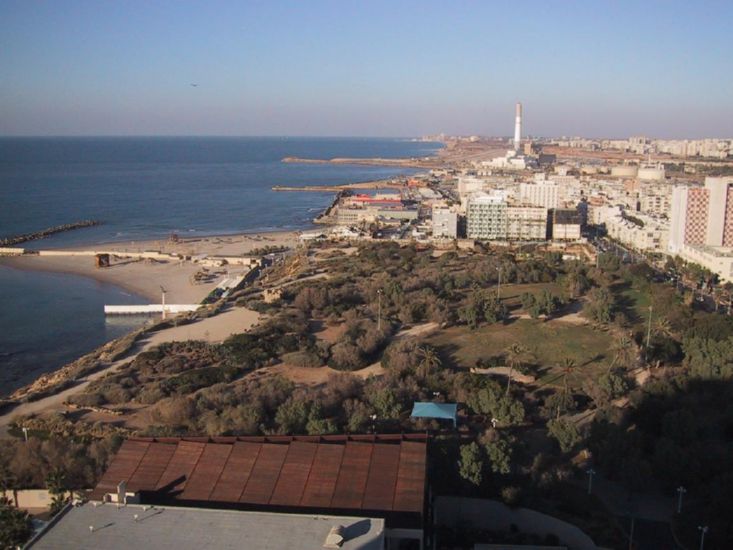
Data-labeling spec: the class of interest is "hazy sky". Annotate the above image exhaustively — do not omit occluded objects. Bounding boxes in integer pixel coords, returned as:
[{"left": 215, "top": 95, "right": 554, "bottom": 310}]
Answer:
[{"left": 1, "top": 0, "right": 731, "bottom": 138}]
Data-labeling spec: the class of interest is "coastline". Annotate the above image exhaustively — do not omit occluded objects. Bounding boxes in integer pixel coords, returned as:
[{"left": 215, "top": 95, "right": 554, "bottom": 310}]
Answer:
[{"left": 0, "top": 229, "right": 300, "bottom": 304}]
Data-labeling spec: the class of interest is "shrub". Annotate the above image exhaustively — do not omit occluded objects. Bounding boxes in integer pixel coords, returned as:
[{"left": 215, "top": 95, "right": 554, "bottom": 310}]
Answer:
[{"left": 281, "top": 350, "right": 323, "bottom": 368}]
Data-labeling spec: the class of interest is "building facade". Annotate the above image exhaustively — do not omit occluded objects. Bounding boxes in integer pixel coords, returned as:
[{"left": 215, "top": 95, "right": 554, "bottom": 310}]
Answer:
[
  {"left": 467, "top": 194, "right": 507, "bottom": 240},
  {"left": 506, "top": 205, "right": 548, "bottom": 241},
  {"left": 431, "top": 207, "right": 458, "bottom": 238}
]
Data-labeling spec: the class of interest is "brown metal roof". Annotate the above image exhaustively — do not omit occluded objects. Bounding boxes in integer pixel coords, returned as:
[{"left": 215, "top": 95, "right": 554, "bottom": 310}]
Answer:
[{"left": 91, "top": 435, "right": 426, "bottom": 514}]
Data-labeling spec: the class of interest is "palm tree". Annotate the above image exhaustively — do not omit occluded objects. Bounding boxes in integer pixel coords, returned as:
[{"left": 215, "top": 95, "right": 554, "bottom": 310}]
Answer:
[
  {"left": 559, "top": 358, "right": 576, "bottom": 418},
  {"left": 504, "top": 343, "right": 530, "bottom": 395},
  {"left": 608, "top": 333, "right": 634, "bottom": 374},
  {"left": 417, "top": 346, "right": 441, "bottom": 380},
  {"left": 653, "top": 317, "right": 674, "bottom": 339}
]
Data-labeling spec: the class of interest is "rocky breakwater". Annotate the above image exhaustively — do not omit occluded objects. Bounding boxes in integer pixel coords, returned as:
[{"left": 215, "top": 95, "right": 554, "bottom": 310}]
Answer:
[{"left": 0, "top": 220, "right": 101, "bottom": 247}]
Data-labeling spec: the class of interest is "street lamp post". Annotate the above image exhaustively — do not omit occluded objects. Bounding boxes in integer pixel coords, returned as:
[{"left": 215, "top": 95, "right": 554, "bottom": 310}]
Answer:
[
  {"left": 645, "top": 305, "right": 653, "bottom": 363},
  {"left": 160, "top": 285, "right": 168, "bottom": 320},
  {"left": 676, "top": 486, "right": 687, "bottom": 514},
  {"left": 370, "top": 414, "right": 377, "bottom": 434},
  {"left": 377, "top": 289, "right": 383, "bottom": 331},
  {"left": 698, "top": 525, "right": 708, "bottom": 550},
  {"left": 496, "top": 267, "right": 501, "bottom": 299},
  {"left": 586, "top": 468, "right": 596, "bottom": 495}
]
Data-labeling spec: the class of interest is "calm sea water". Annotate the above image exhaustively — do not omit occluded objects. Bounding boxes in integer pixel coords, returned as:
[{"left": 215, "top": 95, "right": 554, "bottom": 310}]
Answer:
[{"left": 0, "top": 137, "right": 440, "bottom": 395}]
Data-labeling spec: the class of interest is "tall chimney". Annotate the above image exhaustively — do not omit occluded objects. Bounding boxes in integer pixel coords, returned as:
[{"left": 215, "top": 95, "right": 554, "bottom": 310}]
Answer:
[{"left": 513, "top": 102, "right": 522, "bottom": 151}]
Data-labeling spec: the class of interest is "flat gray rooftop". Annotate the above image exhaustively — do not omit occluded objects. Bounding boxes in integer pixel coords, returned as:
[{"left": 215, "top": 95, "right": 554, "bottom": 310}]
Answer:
[{"left": 28, "top": 502, "right": 384, "bottom": 550}]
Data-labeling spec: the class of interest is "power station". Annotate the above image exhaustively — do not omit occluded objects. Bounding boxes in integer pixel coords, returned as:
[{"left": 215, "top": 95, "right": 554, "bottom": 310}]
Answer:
[{"left": 514, "top": 102, "right": 522, "bottom": 151}]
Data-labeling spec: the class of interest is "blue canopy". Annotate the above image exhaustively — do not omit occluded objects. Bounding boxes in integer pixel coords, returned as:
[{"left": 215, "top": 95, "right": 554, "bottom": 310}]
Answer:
[{"left": 410, "top": 402, "right": 458, "bottom": 427}]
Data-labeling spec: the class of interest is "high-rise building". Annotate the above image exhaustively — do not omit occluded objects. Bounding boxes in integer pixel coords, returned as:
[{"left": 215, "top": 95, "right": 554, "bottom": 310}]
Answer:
[
  {"left": 432, "top": 206, "right": 458, "bottom": 238},
  {"left": 669, "top": 177, "right": 733, "bottom": 252},
  {"left": 507, "top": 205, "right": 548, "bottom": 241},
  {"left": 519, "top": 182, "right": 559, "bottom": 209},
  {"left": 467, "top": 193, "right": 548, "bottom": 241},
  {"left": 467, "top": 193, "right": 507, "bottom": 240}
]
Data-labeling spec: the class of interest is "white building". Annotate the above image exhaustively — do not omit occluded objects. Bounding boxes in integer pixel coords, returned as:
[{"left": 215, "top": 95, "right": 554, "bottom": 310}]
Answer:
[
  {"left": 432, "top": 206, "right": 458, "bottom": 239},
  {"left": 507, "top": 206, "right": 548, "bottom": 241},
  {"left": 520, "top": 182, "right": 559, "bottom": 209},
  {"left": 467, "top": 193, "right": 508, "bottom": 240}
]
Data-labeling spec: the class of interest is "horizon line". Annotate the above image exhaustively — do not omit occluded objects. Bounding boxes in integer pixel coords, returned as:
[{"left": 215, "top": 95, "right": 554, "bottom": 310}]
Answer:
[{"left": 1, "top": 133, "right": 731, "bottom": 141}]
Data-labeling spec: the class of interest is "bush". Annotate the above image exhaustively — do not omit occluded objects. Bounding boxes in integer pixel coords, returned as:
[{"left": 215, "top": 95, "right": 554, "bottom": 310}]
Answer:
[
  {"left": 329, "top": 342, "right": 364, "bottom": 371},
  {"left": 501, "top": 485, "right": 522, "bottom": 506},
  {"left": 281, "top": 350, "right": 323, "bottom": 368},
  {"left": 458, "top": 442, "right": 484, "bottom": 486},
  {"left": 548, "top": 417, "right": 581, "bottom": 453}
]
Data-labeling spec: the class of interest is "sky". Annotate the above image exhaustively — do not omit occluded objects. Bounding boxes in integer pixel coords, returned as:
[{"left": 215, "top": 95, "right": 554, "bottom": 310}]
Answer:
[{"left": 1, "top": 0, "right": 731, "bottom": 138}]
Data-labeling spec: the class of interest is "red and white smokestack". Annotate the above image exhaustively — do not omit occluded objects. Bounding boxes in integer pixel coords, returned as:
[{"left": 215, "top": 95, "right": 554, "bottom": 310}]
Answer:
[{"left": 513, "top": 102, "right": 522, "bottom": 151}]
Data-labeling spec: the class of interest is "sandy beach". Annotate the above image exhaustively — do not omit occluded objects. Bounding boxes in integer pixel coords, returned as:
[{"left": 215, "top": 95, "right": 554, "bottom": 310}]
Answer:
[
  {"left": 0, "top": 230, "right": 300, "bottom": 303},
  {"left": 0, "top": 231, "right": 292, "bottom": 433}
]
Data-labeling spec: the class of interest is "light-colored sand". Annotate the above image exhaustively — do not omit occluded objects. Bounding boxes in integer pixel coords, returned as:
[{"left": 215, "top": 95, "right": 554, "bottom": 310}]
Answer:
[
  {"left": 0, "top": 305, "right": 260, "bottom": 435},
  {"left": 256, "top": 361, "right": 385, "bottom": 387},
  {"left": 1, "top": 254, "right": 217, "bottom": 303},
  {"left": 94, "top": 230, "right": 300, "bottom": 258},
  {"left": 142, "top": 306, "right": 260, "bottom": 347},
  {"left": 0, "top": 230, "right": 299, "bottom": 303}
]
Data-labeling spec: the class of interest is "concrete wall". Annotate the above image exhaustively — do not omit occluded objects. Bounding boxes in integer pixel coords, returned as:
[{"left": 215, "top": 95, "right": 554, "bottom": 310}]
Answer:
[
  {"left": 2, "top": 489, "right": 76, "bottom": 510},
  {"left": 0, "top": 247, "right": 25, "bottom": 255},
  {"left": 434, "top": 496, "right": 597, "bottom": 550}
]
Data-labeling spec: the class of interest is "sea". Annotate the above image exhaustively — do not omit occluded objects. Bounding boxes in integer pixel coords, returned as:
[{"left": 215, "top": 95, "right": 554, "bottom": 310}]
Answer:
[{"left": 0, "top": 137, "right": 440, "bottom": 395}]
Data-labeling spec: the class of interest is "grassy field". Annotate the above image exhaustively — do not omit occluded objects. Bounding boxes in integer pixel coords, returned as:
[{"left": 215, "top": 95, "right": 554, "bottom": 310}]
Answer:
[
  {"left": 425, "top": 318, "right": 613, "bottom": 391},
  {"left": 614, "top": 281, "right": 652, "bottom": 328}
]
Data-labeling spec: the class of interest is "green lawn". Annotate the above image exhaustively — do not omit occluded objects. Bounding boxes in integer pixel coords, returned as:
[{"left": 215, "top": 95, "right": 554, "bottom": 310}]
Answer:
[
  {"left": 615, "top": 281, "right": 652, "bottom": 328},
  {"left": 425, "top": 319, "right": 613, "bottom": 391}
]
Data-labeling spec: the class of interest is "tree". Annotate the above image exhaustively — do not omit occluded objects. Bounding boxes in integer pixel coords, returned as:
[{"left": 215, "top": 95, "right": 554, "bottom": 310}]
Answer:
[
  {"left": 564, "top": 265, "right": 590, "bottom": 298},
  {"left": 275, "top": 397, "right": 309, "bottom": 434},
  {"left": 608, "top": 333, "right": 635, "bottom": 374},
  {"left": 485, "top": 437, "right": 513, "bottom": 475},
  {"left": 597, "top": 370, "right": 631, "bottom": 401},
  {"left": 483, "top": 291, "right": 507, "bottom": 324},
  {"left": 45, "top": 468, "right": 67, "bottom": 516},
  {"left": 467, "top": 383, "right": 525, "bottom": 426},
  {"left": 305, "top": 402, "right": 337, "bottom": 435},
  {"left": 548, "top": 417, "right": 581, "bottom": 453},
  {"left": 417, "top": 345, "right": 441, "bottom": 379},
  {"left": 583, "top": 287, "right": 615, "bottom": 324},
  {"left": 653, "top": 317, "right": 674, "bottom": 339},
  {"left": 520, "top": 292, "right": 537, "bottom": 315},
  {"left": 504, "top": 343, "right": 531, "bottom": 395},
  {"left": 459, "top": 302, "right": 481, "bottom": 329},
  {"left": 458, "top": 442, "right": 484, "bottom": 486},
  {"left": 368, "top": 387, "right": 402, "bottom": 419},
  {"left": 0, "top": 496, "right": 32, "bottom": 549},
  {"left": 560, "top": 358, "right": 576, "bottom": 418}
]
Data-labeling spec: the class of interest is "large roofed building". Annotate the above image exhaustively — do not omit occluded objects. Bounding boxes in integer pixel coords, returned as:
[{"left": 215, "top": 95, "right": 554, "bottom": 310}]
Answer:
[
  {"left": 28, "top": 434, "right": 429, "bottom": 549},
  {"left": 28, "top": 504, "right": 385, "bottom": 550},
  {"left": 88, "top": 435, "right": 426, "bottom": 521}
]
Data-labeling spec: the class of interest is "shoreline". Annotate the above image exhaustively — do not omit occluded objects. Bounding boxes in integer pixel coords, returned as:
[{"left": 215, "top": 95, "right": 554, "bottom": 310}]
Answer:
[{"left": 1, "top": 229, "right": 301, "bottom": 303}]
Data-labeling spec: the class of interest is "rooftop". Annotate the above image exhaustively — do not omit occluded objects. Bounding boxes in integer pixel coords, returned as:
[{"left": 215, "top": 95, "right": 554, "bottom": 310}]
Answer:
[
  {"left": 90, "top": 435, "right": 427, "bottom": 516},
  {"left": 28, "top": 502, "right": 384, "bottom": 550}
]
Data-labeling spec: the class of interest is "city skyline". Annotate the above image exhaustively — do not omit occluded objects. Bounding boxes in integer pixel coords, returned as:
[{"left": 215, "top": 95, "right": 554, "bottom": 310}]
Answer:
[{"left": 1, "top": 0, "right": 732, "bottom": 138}]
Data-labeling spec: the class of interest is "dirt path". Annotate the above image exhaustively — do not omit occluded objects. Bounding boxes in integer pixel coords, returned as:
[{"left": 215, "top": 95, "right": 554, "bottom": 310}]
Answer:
[{"left": 0, "top": 307, "right": 259, "bottom": 437}]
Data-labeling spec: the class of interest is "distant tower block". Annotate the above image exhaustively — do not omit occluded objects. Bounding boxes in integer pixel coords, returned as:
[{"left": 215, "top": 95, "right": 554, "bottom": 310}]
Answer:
[{"left": 514, "top": 102, "right": 522, "bottom": 151}]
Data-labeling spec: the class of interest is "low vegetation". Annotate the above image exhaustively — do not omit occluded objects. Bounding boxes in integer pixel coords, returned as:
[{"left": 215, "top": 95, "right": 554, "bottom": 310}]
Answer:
[{"left": 5, "top": 242, "right": 733, "bottom": 548}]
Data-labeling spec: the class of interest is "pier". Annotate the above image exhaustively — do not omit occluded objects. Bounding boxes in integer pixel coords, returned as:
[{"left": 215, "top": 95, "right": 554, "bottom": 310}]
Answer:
[{"left": 104, "top": 304, "right": 200, "bottom": 315}]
